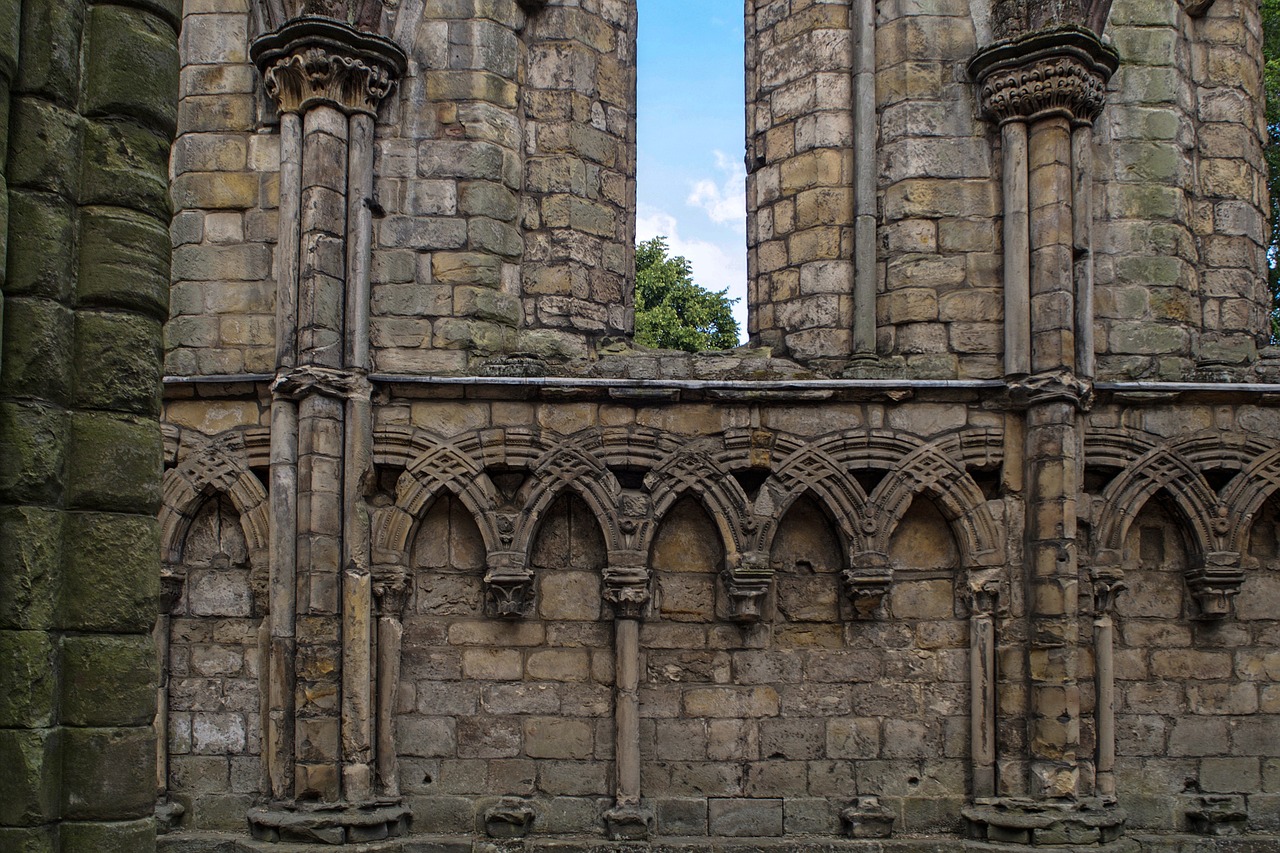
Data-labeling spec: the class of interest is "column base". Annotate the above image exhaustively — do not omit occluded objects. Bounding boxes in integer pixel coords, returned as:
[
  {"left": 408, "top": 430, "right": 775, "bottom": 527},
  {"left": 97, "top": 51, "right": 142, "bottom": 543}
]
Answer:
[
  {"left": 963, "top": 799, "right": 1128, "bottom": 847},
  {"left": 604, "top": 804, "right": 654, "bottom": 841},
  {"left": 247, "top": 800, "right": 410, "bottom": 844}
]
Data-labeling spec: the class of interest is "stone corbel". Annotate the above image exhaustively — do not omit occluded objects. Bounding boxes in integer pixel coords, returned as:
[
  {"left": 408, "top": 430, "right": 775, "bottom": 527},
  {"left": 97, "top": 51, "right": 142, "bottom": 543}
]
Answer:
[
  {"left": 1007, "top": 369, "right": 1095, "bottom": 412},
  {"left": 484, "top": 797, "right": 537, "bottom": 838},
  {"left": 1091, "top": 566, "right": 1126, "bottom": 615},
  {"left": 843, "top": 552, "right": 893, "bottom": 619},
  {"left": 1186, "top": 551, "right": 1244, "bottom": 619},
  {"left": 484, "top": 552, "right": 535, "bottom": 619},
  {"left": 160, "top": 566, "right": 186, "bottom": 616},
  {"left": 842, "top": 796, "right": 895, "bottom": 839},
  {"left": 721, "top": 551, "right": 772, "bottom": 624},
  {"left": 603, "top": 565, "right": 652, "bottom": 620}
]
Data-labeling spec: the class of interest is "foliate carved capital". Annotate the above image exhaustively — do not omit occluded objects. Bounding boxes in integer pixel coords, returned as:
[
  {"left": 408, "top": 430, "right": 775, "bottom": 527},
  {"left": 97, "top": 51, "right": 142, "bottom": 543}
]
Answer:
[
  {"left": 1091, "top": 567, "right": 1126, "bottom": 615},
  {"left": 603, "top": 565, "right": 651, "bottom": 620},
  {"left": 373, "top": 563, "right": 411, "bottom": 617},
  {"left": 969, "top": 27, "right": 1119, "bottom": 126},
  {"left": 251, "top": 16, "right": 407, "bottom": 116},
  {"left": 1186, "top": 552, "right": 1244, "bottom": 620},
  {"left": 484, "top": 553, "right": 535, "bottom": 619},
  {"left": 843, "top": 552, "right": 893, "bottom": 619},
  {"left": 969, "top": 579, "right": 1002, "bottom": 617},
  {"left": 722, "top": 551, "right": 773, "bottom": 625}
]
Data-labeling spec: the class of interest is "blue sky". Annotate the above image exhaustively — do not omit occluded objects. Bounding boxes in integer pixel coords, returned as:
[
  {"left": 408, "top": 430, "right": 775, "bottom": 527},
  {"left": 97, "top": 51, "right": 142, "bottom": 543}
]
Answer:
[{"left": 636, "top": 0, "right": 748, "bottom": 335}]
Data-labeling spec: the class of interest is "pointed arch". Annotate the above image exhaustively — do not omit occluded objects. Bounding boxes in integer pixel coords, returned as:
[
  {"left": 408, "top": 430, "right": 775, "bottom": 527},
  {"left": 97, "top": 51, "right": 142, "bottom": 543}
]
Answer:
[
  {"left": 1220, "top": 446, "right": 1280, "bottom": 556},
  {"left": 509, "top": 431, "right": 624, "bottom": 560},
  {"left": 754, "top": 441, "right": 867, "bottom": 559},
  {"left": 643, "top": 439, "right": 751, "bottom": 565},
  {"left": 159, "top": 430, "right": 270, "bottom": 573},
  {"left": 370, "top": 427, "right": 504, "bottom": 568}
]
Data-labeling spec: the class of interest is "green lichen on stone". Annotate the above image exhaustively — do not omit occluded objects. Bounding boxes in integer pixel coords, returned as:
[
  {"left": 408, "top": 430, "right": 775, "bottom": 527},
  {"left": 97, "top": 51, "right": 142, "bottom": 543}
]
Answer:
[
  {"left": 6, "top": 97, "right": 83, "bottom": 197},
  {"left": 0, "top": 402, "right": 69, "bottom": 506},
  {"left": 75, "top": 312, "right": 163, "bottom": 415},
  {"left": 0, "top": 630, "right": 55, "bottom": 727},
  {"left": 14, "top": 0, "right": 86, "bottom": 106},
  {"left": 0, "top": 506, "right": 62, "bottom": 631},
  {"left": 67, "top": 412, "right": 162, "bottom": 513},
  {"left": 1, "top": 298, "right": 74, "bottom": 402},
  {"left": 77, "top": 206, "right": 170, "bottom": 320},
  {"left": 0, "top": 728, "right": 60, "bottom": 826},
  {"left": 0, "top": 0, "right": 21, "bottom": 84},
  {"left": 59, "top": 634, "right": 156, "bottom": 727},
  {"left": 59, "top": 818, "right": 156, "bottom": 853},
  {"left": 82, "top": 4, "right": 179, "bottom": 134},
  {"left": 80, "top": 118, "right": 170, "bottom": 217},
  {"left": 6, "top": 190, "right": 75, "bottom": 300},
  {"left": 60, "top": 512, "right": 159, "bottom": 632},
  {"left": 0, "top": 826, "right": 56, "bottom": 853},
  {"left": 60, "top": 727, "right": 155, "bottom": 821}
]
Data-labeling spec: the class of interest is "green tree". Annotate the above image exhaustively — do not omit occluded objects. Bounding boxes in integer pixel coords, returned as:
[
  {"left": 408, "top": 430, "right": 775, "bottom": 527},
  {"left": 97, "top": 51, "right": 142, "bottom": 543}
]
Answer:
[
  {"left": 1265, "top": 0, "right": 1280, "bottom": 337},
  {"left": 634, "top": 237, "right": 740, "bottom": 351}
]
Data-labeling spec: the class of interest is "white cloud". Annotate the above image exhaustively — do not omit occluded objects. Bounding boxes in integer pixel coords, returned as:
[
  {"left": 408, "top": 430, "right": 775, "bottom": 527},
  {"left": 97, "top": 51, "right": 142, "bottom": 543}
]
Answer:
[
  {"left": 636, "top": 203, "right": 749, "bottom": 336},
  {"left": 686, "top": 150, "right": 746, "bottom": 232}
]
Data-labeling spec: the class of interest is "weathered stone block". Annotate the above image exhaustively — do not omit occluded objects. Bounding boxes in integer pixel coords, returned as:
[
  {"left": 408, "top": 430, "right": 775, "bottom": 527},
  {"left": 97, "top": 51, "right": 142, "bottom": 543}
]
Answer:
[
  {"left": 61, "top": 726, "right": 155, "bottom": 820},
  {"left": 80, "top": 119, "right": 171, "bottom": 216},
  {"left": 2, "top": 297, "right": 74, "bottom": 403},
  {"left": 67, "top": 411, "right": 162, "bottom": 513},
  {"left": 6, "top": 190, "right": 75, "bottom": 300},
  {"left": 75, "top": 312, "right": 163, "bottom": 415},
  {"left": 707, "top": 797, "right": 784, "bottom": 837},
  {"left": 83, "top": 4, "right": 179, "bottom": 133},
  {"left": 61, "top": 512, "right": 159, "bottom": 632},
  {"left": 59, "top": 633, "right": 156, "bottom": 727},
  {"left": 0, "top": 630, "right": 55, "bottom": 727}
]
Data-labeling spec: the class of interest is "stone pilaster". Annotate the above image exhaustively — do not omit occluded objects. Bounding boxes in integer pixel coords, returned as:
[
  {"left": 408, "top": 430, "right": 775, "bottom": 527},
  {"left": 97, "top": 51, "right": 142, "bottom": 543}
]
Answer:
[
  {"left": 967, "top": 26, "right": 1126, "bottom": 845},
  {"left": 249, "top": 15, "right": 407, "bottom": 842}
]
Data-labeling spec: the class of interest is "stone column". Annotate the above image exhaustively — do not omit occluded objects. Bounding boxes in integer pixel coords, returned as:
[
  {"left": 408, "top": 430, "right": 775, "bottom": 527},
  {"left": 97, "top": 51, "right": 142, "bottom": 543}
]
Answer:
[
  {"left": 969, "top": 580, "right": 1000, "bottom": 800},
  {"left": 249, "top": 17, "right": 408, "bottom": 842},
  {"left": 373, "top": 566, "right": 410, "bottom": 798},
  {"left": 967, "top": 29, "right": 1126, "bottom": 843},
  {"left": 602, "top": 564, "right": 654, "bottom": 841},
  {"left": 1091, "top": 568, "right": 1125, "bottom": 802}
]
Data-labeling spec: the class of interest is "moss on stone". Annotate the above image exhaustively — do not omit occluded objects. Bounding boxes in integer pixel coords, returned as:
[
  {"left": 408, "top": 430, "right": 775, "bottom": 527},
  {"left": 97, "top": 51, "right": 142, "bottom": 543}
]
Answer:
[
  {"left": 82, "top": 4, "right": 178, "bottom": 135},
  {"left": 67, "top": 412, "right": 162, "bottom": 513},
  {"left": 60, "top": 512, "right": 159, "bottom": 632},
  {"left": 0, "top": 727, "right": 60, "bottom": 826},
  {"left": 0, "top": 402, "right": 69, "bottom": 506},
  {"left": 6, "top": 96, "right": 82, "bottom": 197},
  {"left": 59, "top": 634, "right": 156, "bottom": 727},
  {"left": 1, "top": 297, "right": 74, "bottom": 402},
  {"left": 0, "top": 630, "right": 55, "bottom": 727},
  {"left": 6, "top": 190, "right": 75, "bottom": 300},
  {"left": 74, "top": 311, "right": 163, "bottom": 415},
  {"left": 14, "top": 0, "right": 85, "bottom": 107},
  {"left": 77, "top": 206, "right": 170, "bottom": 320},
  {"left": 80, "top": 118, "right": 170, "bottom": 217},
  {"left": 60, "top": 727, "right": 155, "bottom": 821},
  {"left": 0, "top": 507, "right": 61, "bottom": 631}
]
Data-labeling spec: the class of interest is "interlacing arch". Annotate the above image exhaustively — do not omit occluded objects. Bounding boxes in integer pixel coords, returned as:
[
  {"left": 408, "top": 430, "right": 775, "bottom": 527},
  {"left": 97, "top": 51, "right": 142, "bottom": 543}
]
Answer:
[
  {"left": 370, "top": 426, "right": 505, "bottom": 566},
  {"left": 371, "top": 423, "right": 1007, "bottom": 591},
  {"left": 159, "top": 427, "right": 271, "bottom": 581},
  {"left": 1084, "top": 428, "right": 1262, "bottom": 564}
]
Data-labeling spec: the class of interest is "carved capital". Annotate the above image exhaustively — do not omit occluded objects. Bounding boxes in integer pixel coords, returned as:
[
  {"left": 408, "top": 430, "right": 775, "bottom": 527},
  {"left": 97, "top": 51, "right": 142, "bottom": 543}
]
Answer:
[
  {"left": 251, "top": 16, "right": 406, "bottom": 116},
  {"left": 969, "top": 579, "right": 1002, "bottom": 617},
  {"left": 969, "top": 27, "right": 1119, "bottom": 126},
  {"left": 160, "top": 568, "right": 186, "bottom": 615},
  {"left": 603, "top": 565, "right": 651, "bottom": 620},
  {"left": 721, "top": 551, "right": 773, "bottom": 625},
  {"left": 1186, "top": 552, "right": 1244, "bottom": 620},
  {"left": 373, "top": 563, "right": 411, "bottom": 617},
  {"left": 1091, "top": 567, "right": 1126, "bottom": 615},
  {"left": 484, "top": 553, "right": 535, "bottom": 619},
  {"left": 843, "top": 552, "right": 893, "bottom": 619}
]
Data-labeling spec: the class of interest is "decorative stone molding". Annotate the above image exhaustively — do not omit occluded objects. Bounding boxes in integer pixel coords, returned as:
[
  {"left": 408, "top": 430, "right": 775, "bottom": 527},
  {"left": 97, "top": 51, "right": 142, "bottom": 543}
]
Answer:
[
  {"left": 247, "top": 801, "right": 411, "bottom": 844},
  {"left": 603, "top": 565, "right": 651, "bottom": 619},
  {"left": 843, "top": 552, "right": 892, "bottom": 618},
  {"left": 968, "top": 27, "right": 1119, "bottom": 126},
  {"left": 1186, "top": 551, "right": 1244, "bottom": 619},
  {"left": 963, "top": 798, "right": 1127, "bottom": 847},
  {"left": 372, "top": 563, "right": 410, "bottom": 617},
  {"left": 1007, "top": 368, "right": 1095, "bottom": 411},
  {"left": 722, "top": 550, "right": 772, "bottom": 623},
  {"left": 484, "top": 553, "right": 535, "bottom": 619},
  {"left": 251, "top": 16, "right": 406, "bottom": 116}
]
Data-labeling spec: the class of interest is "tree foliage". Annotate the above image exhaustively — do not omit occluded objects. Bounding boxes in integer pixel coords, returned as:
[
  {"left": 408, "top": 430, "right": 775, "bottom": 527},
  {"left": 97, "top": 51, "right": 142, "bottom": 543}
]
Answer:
[
  {"left": 1266, "top": 0, "right": 1280, "bottom": 337},
  {"left": 634, "top": 237, "right": 740, "bottom": 352}
]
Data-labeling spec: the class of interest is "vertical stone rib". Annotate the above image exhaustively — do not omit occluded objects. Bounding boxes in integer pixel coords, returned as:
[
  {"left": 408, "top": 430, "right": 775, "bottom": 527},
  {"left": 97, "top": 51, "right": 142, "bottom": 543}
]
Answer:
[
  {"left": 851, "top": 0, "right": 878, "bottom": 360},
  {"left": 341, "top": 111, "right": 376, "bottom": 802},
  {"left": 970, "top": 583, "right": 998, "bottom": 799},
  {"left": 1072, "top": 125, "right": 1095, "bottom": 379},
  {"left": 1002, "top": 122, "right": 1031, "bottom": 376}
]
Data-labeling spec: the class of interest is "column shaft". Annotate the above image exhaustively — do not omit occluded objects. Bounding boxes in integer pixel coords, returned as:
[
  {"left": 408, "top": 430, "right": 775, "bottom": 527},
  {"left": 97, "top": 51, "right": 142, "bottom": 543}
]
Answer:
[
  {"left": 614, "top": 617, "right": 642, "bottom": 806},
  {"left": 971, "top": 603, "right": 997, "bottom": 798},
  {"left": 1028, "top": 117, "right": 1075, "bottom": 374},
  {"left": 1002, "top": 122, "right": 1031, "bottom": 376}
]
